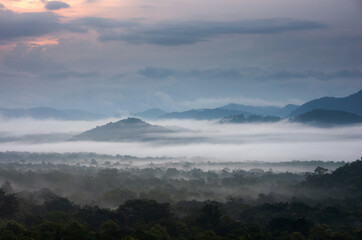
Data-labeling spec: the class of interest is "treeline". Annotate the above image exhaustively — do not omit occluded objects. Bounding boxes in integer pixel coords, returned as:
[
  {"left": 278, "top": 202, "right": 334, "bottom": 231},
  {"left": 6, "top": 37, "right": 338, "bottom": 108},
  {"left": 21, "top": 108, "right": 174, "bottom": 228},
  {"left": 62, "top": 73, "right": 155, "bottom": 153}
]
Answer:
[
  {"left": 0, "top": 191, "right": 361, "bottom": 239},
  {"left": 0, "top": 152, "right": 141, "bottom": 163},
  {"left": 0, "top": 160, "right": 360, "bottom": 207},
  {"left": 0, "top": 151, "right": 346, "bottom": 172},
  {"left": 0, "top": 159, "right": 361, "bottom": 239},
  {"left": 0, "top": 160, "right": 310, "bottom": 207}
]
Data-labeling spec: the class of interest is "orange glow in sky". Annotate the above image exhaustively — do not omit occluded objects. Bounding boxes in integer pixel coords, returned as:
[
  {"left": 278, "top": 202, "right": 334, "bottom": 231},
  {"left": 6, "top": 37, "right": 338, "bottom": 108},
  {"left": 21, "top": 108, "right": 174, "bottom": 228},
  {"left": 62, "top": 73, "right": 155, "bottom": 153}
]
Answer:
[
  {"left": 25, "top": 36, "right": 59, "bottom": 46},
  {"left": 1, "top": 0, "right": 130, "bottom": 47},
  {"left": 3, "top": 0, "right": 131, "bottom": 20}
]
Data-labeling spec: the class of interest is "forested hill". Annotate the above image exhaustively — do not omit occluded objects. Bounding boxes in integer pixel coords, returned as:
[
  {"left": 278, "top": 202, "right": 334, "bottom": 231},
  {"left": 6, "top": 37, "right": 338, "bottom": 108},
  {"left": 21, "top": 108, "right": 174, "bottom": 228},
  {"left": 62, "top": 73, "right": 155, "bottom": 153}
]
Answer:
[
  {"left": 301, "top": 159, "right": 362, "bottom": 195},
  {"left": 293, "top": 109, "right": 362, "bottom": 125},
  {"left": 73, "top": 117, "right": 173, "bottom": 142},
  {"left": 290, "top": 89, "right": 362, "bottom": 116}
]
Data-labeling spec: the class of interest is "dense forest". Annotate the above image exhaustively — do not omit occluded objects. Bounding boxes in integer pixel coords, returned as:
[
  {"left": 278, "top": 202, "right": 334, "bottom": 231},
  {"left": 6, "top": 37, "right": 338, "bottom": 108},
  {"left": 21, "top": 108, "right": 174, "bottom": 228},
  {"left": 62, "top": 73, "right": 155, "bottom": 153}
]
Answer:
[{"left": 0, "top": 154, "right": 361, "bottom": 240}]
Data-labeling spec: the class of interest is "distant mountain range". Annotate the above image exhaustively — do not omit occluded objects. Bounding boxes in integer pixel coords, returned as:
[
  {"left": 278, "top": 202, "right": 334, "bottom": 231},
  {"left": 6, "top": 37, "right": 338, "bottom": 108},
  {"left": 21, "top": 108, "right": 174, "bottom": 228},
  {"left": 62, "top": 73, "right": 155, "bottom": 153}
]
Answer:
[
  {"left": 0, "top": 107, "right": 105, "bottom": 121},
  {"left": 221, "top": 114, "right": 281, "bottom": 124},
  {"left": 2, "top": 90, "right": 361, "bottom": 126},
  {"left": 159, "top": 104, "right": 299, "bottom": 120},
  {"left": 220, "top": 103, "right": 299, "bottom": 118},
  {"left": 153, "top": 90, "right": 362, "bottom": 125},
  {"left": 292, "top": 109, "right": 362, "bottom": 126},
  {"left": 70, "top": 90, "right": 362, "bottom": 143},
  {"left": 159, "top": 108, "right": 253, "bottom": 120},
  {"left": 73, "top": 118, "right": 173, "bottom": 142},
  {"left": 290, "top": 90, "right": 362, "bottom": 117}
]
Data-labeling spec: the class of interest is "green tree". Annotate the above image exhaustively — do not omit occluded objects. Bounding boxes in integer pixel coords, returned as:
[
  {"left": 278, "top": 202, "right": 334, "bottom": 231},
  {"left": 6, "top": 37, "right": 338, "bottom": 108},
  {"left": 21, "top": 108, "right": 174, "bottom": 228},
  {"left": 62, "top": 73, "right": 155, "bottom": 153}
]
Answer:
[
  {"left": 314, "top": 167, "right": 328, "bottom": 176},
  {"left": 143, "top": 224, "right": 171, "bottom": 240},
  {"left": 37, "top": 221, "right": 64, "bottom": 240},
  {"left": 0, "top": 188, "right": 19, "bottom": 217},
  {"left": 308, "top": 224, "right": 333, "bottom": 240},
  {"left": 0, "top": 222, "right": 31, "bottom": 240},
  {"left": 117, "top": 199, "right": 171, "bottom": 224},
  {"left": 97, "top": 220, "right": 121, "bottom": 240},
  {"left": 61, "top": 222, "right": 92, "bottom": 240},
  {"left": 197, "top": 202, "right": 222, "bottom": 228}
]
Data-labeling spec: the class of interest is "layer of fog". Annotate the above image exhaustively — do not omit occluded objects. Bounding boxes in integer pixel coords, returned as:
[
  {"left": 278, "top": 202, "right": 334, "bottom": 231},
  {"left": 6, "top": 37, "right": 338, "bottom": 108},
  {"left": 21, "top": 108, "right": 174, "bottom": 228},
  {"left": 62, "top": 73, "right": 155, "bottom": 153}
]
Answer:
[{"left": 0, "top": 117, "right": 361, "bottom": 162}]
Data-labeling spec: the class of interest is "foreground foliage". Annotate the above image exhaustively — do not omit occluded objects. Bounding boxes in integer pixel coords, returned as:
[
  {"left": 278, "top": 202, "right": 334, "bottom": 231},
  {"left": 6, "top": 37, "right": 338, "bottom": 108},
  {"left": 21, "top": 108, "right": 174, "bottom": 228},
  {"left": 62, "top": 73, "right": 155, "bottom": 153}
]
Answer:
[{"left": 0, "top": 159, "right": 361, "bottom": 240}]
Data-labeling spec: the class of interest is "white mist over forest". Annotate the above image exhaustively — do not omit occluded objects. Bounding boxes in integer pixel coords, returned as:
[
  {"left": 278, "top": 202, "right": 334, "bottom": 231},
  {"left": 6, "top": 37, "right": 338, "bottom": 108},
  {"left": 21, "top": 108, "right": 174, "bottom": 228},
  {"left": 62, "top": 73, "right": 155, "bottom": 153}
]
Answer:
[{"left": 0, "top": 117, "right": 361, "bottom": 162}]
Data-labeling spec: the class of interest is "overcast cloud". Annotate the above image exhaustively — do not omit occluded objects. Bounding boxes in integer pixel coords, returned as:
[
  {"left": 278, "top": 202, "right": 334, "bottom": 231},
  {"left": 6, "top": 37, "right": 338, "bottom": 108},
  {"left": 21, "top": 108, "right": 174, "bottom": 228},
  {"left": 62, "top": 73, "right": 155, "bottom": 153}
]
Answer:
[
  {"left": 0, "top": 8, "right": 61, "bottom": 40},
  {"left": 0, "top": 0, "right": 361, "bottom": 113},
  {"left": 45, "top": 1, "right": 70, "bottom": 11},
  {"left": 99, "top": 19, "right": 325, "bottom": 45}
]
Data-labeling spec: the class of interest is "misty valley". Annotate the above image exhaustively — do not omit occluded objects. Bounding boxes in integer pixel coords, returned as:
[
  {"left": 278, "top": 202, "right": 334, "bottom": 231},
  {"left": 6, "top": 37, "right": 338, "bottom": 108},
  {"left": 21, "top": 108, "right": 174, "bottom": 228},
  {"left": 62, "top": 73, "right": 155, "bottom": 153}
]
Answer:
[
  {"left": 0, "top": 90, "right": 362, "bottom": 240},
  {"left": 1, "top": 0, "right": 362, "bottom": 238}
]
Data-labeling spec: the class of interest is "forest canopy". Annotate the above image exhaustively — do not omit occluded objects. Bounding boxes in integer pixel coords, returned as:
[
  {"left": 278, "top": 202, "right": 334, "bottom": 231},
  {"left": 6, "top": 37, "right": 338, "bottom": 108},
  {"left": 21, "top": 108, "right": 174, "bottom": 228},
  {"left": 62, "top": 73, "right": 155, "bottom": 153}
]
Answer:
[{"left": 0, "top": 154, "right": 361, "bottom": 240}]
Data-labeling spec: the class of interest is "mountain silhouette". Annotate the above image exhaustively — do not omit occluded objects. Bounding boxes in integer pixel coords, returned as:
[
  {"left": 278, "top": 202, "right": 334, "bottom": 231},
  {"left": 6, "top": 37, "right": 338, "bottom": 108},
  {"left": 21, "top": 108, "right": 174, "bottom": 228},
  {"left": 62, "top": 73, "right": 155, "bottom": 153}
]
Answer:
[
  {"left": 220, "top": 114, "right": 281, "bottom": 124},
  {"left": 221, "top": 104, "right": 299, "bottom": 118},
  {"left": 290, "top": 90, "right": 362, "bottom": 117},
  {"left": 73, "top": 118, "right": 173, "bottom": 141},
  {"left": 293, "top": 109, "right": 362, "bottom": 126},
  {"left": 160, "top": 108, "right": 252, "bottom": 120}
]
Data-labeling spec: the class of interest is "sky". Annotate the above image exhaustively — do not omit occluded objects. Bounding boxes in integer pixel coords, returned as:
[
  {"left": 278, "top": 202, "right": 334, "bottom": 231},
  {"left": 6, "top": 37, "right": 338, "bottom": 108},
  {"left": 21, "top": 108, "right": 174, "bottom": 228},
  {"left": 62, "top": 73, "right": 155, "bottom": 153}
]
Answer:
[{"left": 0, "top": 0, "right": 362, "bottom": 114}]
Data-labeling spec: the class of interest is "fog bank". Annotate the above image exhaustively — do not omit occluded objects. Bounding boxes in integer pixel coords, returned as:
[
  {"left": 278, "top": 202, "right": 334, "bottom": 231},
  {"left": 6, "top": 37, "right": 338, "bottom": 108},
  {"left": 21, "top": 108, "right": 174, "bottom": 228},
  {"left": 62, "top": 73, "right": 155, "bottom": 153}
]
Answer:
[{"left": 0, "top": 118, "right": 361, "bottom": 162}]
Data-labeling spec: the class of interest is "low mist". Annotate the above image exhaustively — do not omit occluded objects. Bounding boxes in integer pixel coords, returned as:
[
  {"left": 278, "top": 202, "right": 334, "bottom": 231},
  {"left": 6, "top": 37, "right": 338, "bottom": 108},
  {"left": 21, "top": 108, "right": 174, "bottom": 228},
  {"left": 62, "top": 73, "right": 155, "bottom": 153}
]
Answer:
[{"left": 0, "top": 117, "right": 361, "bottom": 162}]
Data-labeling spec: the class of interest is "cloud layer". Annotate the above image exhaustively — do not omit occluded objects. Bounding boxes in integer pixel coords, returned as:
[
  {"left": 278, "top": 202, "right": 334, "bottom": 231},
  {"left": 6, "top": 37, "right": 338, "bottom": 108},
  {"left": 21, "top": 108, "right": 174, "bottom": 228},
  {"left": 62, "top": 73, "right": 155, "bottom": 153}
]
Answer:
[
  {"left": 0, "top": 0, "right": 361, "bottom": 113},
  {"left": 45, "top": 1, "right": 70, "bottom": 11},
  {"left": 99, "top": 19, "right": 326, "bottom": 46},
  {"left": 0, "top": 8, "right": 61, "bottom": 40},
  {"left": 0, "top": 118, "right": 361, "bottom": 162}
]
